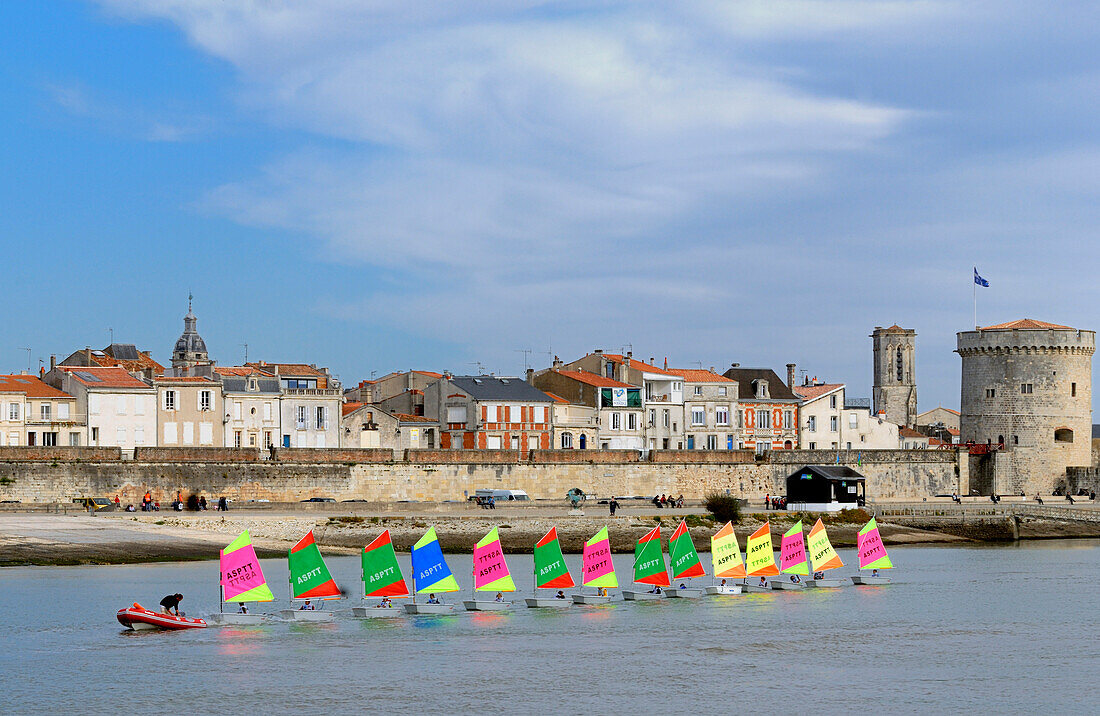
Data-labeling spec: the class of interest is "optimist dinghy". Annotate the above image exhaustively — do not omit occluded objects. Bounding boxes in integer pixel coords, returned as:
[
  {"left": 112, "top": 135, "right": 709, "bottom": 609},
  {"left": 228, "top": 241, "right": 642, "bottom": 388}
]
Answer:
[
  {"left": 405, "top": 527, "right": 459, "bottom": 614},
  {"left": 279, "top": 530, "right": 342, "bottom": 621},
  {"left": 621, "top": 525, "right": 669, "bottom": 600},
  {"left": 525, "top": 527, "right": 574, "bottom": 608},
  {"left": 742, "top": 522, "right": 779, "bottom": 592},
  {"left": 117, "top": 603, "right": 207, "bottom": 631},
  {"left": 353, "top": 530, "right": 409, "bottom": 618},
  {"left": 704, "top": 522, "right": 744, "bottom": 595},
  {"left": 209, "top": 530, "right": 274, "bottom": 625},
  {"left": 464, "top": 527, "right": 516, "bottom": 611},
  {"left": 665, "top": 520, "right": 705, "bottom": 598},
  {"left": 851, "top": 517, "right": 893, "bottom": 585},
  {"left": 773, "top": 520, "right": 808, "bottom": 590},
  {"left": 572, "top": 527, "right": 617, "bottom": 604},
  {"left": 805, "top": 519, "right": 847, "bottom": 588}
]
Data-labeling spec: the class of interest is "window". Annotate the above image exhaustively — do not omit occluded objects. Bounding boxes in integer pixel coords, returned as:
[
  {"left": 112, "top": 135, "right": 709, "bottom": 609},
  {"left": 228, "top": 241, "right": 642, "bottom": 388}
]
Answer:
[
  {"left": 1013, "top": 435, "right": 1018, "bottom": 445},
  {"left": 807, "top": 415, "right": 817, "bottom": 432},
  {"left": 485, "top": 405, "right": 497, "bottom": 422},
  {"left": 233, "top": 402, "right": 242, "bottom": 420},
  {"left": 68, "top": 433, "right": 80, "bottom": 446},
  {"left": 718, "top": 387, "right": 727, "bottom": 396},
  {"left": 296, "top": 406, "right": 308, "bottom": 429},
  {"left": 706, "top": 434, "right": 718, "bottom": 450},
  {"left": 510, "top": 405, "right": 522, "bottom": 423},
  {"left": 846, "top": 442, "right": 852, "bottom": 450},
  {"left": 91, "top": 427, "right": 98, "bottom": 444},
  {"left": 756, "top": 441, "right": 771, "bottom": 455},
  {"left": 830, "top": 395, "right": 837, "bottom": 409},
  {"left": 1072, "top": 382, "right": 1077, "bottom": 397},
  {"left": 58, "top": 403, "right": 69, "bottom": 419},
  {"left": 849, "top": 414, "right": 858, "bottom": 429},
  {"left": 716, "top": 407, "right": 729, "bottom": 426},
  {"left": 135, "top": 397, "right": 144, "bottom": 416},
  {"left": 672, "top": 382, "right": 682, "bottom": 392},
  {"left": 264, "top": 431, "right": 272, "bottom": 448},
  {"left": 116, "top": 397, "right": 126, "bottom": 415},
  {"left": 316, "top": 406, "right": 326, "bottom": 429},
  {"left": 263, "top": 402, "right": 272, "bottom": 421},
  {"left": 694, "top": 386, "right": 703, "bottom": 396},
  {"left": 605, "top": 363, "right": 614, "bottom": 379},
  {"left": 6, "top": 403, "right": 19, "bottom": 421},
  {"left": 783, "top": 410, "right": 793, "bottom": 430},
  {"left": 42, "top": 432, "right": 57, "bottom": 446},
  {"left": 446, "top": 406, "right": 468, "bottom": 424},
  {"left": 756, "top": 409, "right": 771, "bottom": 429},
  {"left": 116, "top": 426, "right": 126, "bottom": 444},
  {"left": 1054, "top": 428, "right": 1073, "bottom": 443},
  {"left": 736, "top": 410, "right": 743, "bottom": 428},
  {"left": 182, "top": 422, "right": 194, "bottom": 445},
  {"left": 830, "top": 416, "right": 838, "bottom": 432},
  {"left": 487, "top": 435, "right": 502, "bottom": 449},
  {"left": 200, "top": 422, "right": 213, "bottom": 445},
  {"left": 1020, "top": 383, "right": 1033, "bottom": 394},
  {"left": 648, "top": 409, "right": 656, "bottom": 427},
  {"left": 40, "top": 404, "right": 51, "bottom": 421},
  {"left": 612, "top": 412, "right": 621, "bottom": 430},
  {"left": 663, "top": 410, "right": 670, "bottom": 427},
  {"left": 199, "top": 390, "right": 212, "bottom": 411},
  {"left": 510, "top": 435, "right": 520, "bottom": 450},
  {"left": 985, "top": 388, "right": 996, "bottom": 398},
  {"left": 561, "top": 432, "right": 573, "bottom": 449},
  {"left": 249, "top": 434, "right": 257, "bottom": 447},
  {"left": 628, "top": 413, "right": 637, "bottom": 430},
  {"left": 691, "top": 408, "right": 706, "bottom": 426},
  {"left": 896, "top": 346, "right": 904, "bottom": 382},
  {"left": 88, "top": 395, "right": 99, "bottom": 416},
  {"left": 234, "top": 431, "right": 242, "bottom": 447},
  {"left": 282, "top": 378, "right": 317, "bottom": 390},
  {"left": 809, "top": 441, "right": 816, "bottom": 449}
]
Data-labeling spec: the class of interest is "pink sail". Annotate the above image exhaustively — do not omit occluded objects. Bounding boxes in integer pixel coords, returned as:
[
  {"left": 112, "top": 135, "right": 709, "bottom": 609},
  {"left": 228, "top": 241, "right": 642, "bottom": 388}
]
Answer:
[
  {"left": 581, "top": 526, "right": 617, "bottom": 588},
  {"left": 779, "top": 520, "right": 808, "bottom": 575},
  {"left": 473, "top": 528, "right": 515, "bottom": 591},
  {"left": 219, "top": 541, "right": 272, "bottom": 602}
]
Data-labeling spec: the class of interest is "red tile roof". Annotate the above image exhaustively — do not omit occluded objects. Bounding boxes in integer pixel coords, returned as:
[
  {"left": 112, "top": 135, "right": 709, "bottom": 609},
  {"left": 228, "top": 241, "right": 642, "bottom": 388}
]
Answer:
[
  {"left": 947, "top": 428, "right": 960, "bottom": 436},
  {"left": 899, "top": 427, "right": 927, "bottom": 438},
  {"left": 412, "top": 371, "right": 443, "bottom": 379},
  {"left": 245, "top": 362, "right": 325, "bottom": 376},
  {"left": 393, "top": 413, "right": 436, "bottom": 423},
  {"left": 554, "top": 370, "right": 635, "bottom": 388},
  {"left": 599, "top": 354, "right": 677, "bottom": 376},
  {"left": 542, "top": 391, "right": 570, "bottom": 404},
  {"left": 343, "top": 401, "right": 365, "bottom": 417},
  {"left": 666, "top": 368, "right": 734, "bottom": 383},
  {"left": 217, "top": 366, "right": 275, "bottom": 377},
  {"left": 981, "top": 318, "right": 1074, "bottom": 330},
  {"left": 154, "top": 376, "right": 216, "bottom": 384},
  {"left": 0, "top": 375, "right": 73, "bottom": 399},
  {"left": 792, "top": 383, "right": 844, "bottom": 400},
  {"left": 62, "top": 366, "right": 150, "bottom": 389}
]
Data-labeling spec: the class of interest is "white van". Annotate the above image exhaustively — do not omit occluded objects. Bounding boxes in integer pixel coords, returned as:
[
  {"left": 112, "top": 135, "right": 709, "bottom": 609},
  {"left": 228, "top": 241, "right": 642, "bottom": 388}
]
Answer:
[{"left": 473, "top": 489, "right": 530, "bottom": 502}]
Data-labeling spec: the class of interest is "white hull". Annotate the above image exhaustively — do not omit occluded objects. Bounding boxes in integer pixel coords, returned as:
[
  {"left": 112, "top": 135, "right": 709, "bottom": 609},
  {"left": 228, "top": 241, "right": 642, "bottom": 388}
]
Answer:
[
  {"left": 463, "top": 600, "right": 513, "bottom": 611},
  {"left": 208, "top": 613, "right": 266, "bottom": 625},
  {"left": 741, "top": 583, "right": 773, "bottom": 593},
  {"left": 351, "top": 606, "right": 403, "bottom": 618},
  {"left": 279, "top": 609, "right": 335, "bottom": 621},
  {"left": 771, "top": 580, "right": 805, "bottom": 590},
  {"left": 403, "top": 603, "right": 455, "bottom": 615},
  {"left": 525, "top": 597, "right": 571, "bottom": 609},
  {"left": 621, "top": 590, "right": 664, "bottom": 600},
  {"left": 665, "top": 588, "right": 704, "bottom": 599},
  {"left": 806, "top": 578, "right": 848, "bottom": 588},
  {"left": 704, "top": 585, "right": 742, "bottom": 595},
  {"left": 852, "top": 575, "right": 892, "bottom": 585},
  {"left": 571, "top": 594, "right": 613, "bottom": 604}
]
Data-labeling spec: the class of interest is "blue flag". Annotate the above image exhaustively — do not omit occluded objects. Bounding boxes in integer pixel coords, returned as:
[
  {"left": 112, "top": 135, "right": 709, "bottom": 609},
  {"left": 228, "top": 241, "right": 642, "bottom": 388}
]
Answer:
[{"left": 974, "top": 268, "right": 989, "bottom": 287}]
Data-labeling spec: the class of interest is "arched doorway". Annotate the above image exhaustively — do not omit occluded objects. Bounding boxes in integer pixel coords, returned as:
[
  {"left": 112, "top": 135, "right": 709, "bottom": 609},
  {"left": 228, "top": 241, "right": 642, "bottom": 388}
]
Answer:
[{"left": 579, "top": 434, "right": 587, "bottom": 449}]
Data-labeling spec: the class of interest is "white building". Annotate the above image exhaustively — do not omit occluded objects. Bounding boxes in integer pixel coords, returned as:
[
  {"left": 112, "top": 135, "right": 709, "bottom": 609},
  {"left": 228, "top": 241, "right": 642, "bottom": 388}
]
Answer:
[
  {"left": 45, "top": 366, "right": 156, "bottom": 450},
  {"left": 0, "top": 374, "right": 82, "bottom": 447},
  {"left": 216, "top": 367, "right": 282, "bottom": 449},
  {"left": 794, "top": 382, "right": 899, "bottom": 450},
  {"left": 668, "top": 368, "right": 739, "bottom": 450},
  {"left": 245, "top": 363, "right": 343, "bottom": 448}
]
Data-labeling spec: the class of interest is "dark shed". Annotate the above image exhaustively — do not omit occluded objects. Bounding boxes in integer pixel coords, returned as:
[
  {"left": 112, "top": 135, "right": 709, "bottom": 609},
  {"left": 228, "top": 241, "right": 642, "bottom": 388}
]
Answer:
[{"left": 785, "top": 465, "right": 866, "bottom": 504}]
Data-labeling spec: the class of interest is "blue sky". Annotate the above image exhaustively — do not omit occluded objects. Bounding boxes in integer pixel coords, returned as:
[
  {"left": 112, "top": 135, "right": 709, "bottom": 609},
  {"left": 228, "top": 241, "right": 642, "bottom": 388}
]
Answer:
[{"left": 2, "top": 1, "right": 1098, "bottom": 412}]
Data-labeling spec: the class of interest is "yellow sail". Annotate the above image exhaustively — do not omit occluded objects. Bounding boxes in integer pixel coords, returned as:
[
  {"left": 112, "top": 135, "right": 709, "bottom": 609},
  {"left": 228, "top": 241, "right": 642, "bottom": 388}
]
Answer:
[{"left": 807, "top": 518, "right": 844, "bottom": 572}]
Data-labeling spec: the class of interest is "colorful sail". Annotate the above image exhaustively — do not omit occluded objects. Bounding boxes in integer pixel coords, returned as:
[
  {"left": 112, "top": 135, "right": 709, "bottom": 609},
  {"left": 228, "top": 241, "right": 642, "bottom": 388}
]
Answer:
[
  {"left": 632, "top": 525, "right": 670, "bottom": 587},
  {"left": 220, "top": 530, "right": 274, "bottom": 603},
  {"left": 534, "top": 527, "right": 575, "bottom": 589},
  {"left": 581, "top": 527, "right": 618, "bottom": 588},
  {"left": 807, "top": 518, "right": 844, "bottom": 572},
  {"left": 288, "top": 530, "right": 341, "bottom": 599},
  {"left": 857, "top": 517, "right": 893, "bottom": 570},
  {"left": 780, "top": 520, "right": 809, "bottom": 575},
  {"left": 745, "top": 522, "right": 780, "bottom": 577},
  {"left": 668, "top": 520, "right": 706, "bottom": 580},
  {"left": 710, "top": 522, "right": 746, "bottom": 578},
  {"left": 473, "top": 527, "right": 516, "bottom": 592},
  {"left": 362, "top": 530, "right": 410, "bottom": 598},
  {"left": 411, "top": 526, "right": 461, "bottom": 593}
]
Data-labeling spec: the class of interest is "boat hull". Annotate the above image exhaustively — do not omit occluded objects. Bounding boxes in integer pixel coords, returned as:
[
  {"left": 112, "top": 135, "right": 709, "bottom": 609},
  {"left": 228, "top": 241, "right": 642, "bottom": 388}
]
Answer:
[
  {"left": 806, "top": 578, "right": 848, "bottom": 588},
  {"left": 770, "top": 580, "right": 805, "bottom": 590},
  {"left": 207, "top": 612, "right": 266, "bottom": 625},
  {"left": 278, "top": 609, "right": 335, "bottom": 622},
  {"left": 621, "top": 590, "right": 665, "bottom": 600},
  {"left": 403, "top": 603, "right": 455, "bottom": 615},
  {"left": 351, "top": 606, "right": 403, "bottom": 618},
  {"left": 524, "top": 598, "right": 571, "bottom": 609},
  {"left": 665, "top": 588, "right": 704, "bottom": 599},
  {"left": 741, "top": 583, "right": 773, "bottom": 593},
  {"left": 117, "top": 605, "right": 207, "bottom": 631},
  {"left": 571, "top": 594, "right": 613, "bottom": 604},
  {"left": 463, "top": 600, "right": 513, "bottom": 611},
  {"left": 851, "top": 575, "right": 892, "bottom": 585},
  {"left": 704, "top": 585, "right": 743, "bottom": 595}
]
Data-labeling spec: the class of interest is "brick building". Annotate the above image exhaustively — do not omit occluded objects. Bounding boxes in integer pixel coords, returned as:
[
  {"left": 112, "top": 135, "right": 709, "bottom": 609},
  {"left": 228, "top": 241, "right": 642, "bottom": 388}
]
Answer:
[
  {"left": 426, "top": 375, "right": 554, "bottom": 450},
  {"left": 721, "top": 365, "right": 800, "bottom": 452},
  {"left": 531, "top": 369, "right": 644, "bottom": 450}
]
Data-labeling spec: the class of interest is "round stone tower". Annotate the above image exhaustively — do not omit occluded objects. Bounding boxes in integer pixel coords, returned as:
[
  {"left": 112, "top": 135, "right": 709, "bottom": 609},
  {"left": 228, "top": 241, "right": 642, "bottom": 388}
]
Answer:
[
  {"left": 871, "top": 325, "right": 917, "bottom": 427},
  {"left": 171, "top": 294, "right": 212, "bottom": 376},
  {"left": 957, "top": 319, "right": 1094, "bottom": 494}
]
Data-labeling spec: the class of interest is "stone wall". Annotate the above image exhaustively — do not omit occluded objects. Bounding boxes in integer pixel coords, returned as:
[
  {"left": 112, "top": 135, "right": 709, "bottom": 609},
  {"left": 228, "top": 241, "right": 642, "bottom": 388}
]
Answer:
[
  {"left": 0, "top": 448, "right": 966, "bottom": 504},
  {"left": 277, "top": 448, "right": 395, "bottom": 464},
  {"left": 133, "top": 447, "right": 259, "bottom": 462},
  {"left": 1065, "top": 467, "right": 1100, "bottom": 495},
  {"left": 0, "top": 447, "right": 121, "bottom": 461}
]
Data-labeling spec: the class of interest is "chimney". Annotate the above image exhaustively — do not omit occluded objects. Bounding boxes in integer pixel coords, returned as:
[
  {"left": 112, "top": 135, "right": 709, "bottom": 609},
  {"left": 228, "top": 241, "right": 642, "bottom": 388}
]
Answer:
[
  {"left": 624, "top": 351, "right": 631, "bottom": 369},
  {"left": 526, "top": 368, "right": 535, "bottom": 384},
  {"left": 50, "top": 355, "right": 56, "bottom": 370},
  {"left": 730, "top": 363, "right": 739, "bottom": 368},
  {"left": 663, "top": 357, "right": 668, "bottom": 370},
  {"left": 786, "top": 363, "right": 796, "bottom": 389},
  {"left": 39, "top": 366, "right": 45, "bottom": 378},
  {"left": 552, "top": 355, "right": 563, "bottom": 369},
  {"left": 594, "top": 349, "right": 603, "bottom": 355},
  {"left": 709, "top": 366, "right": 715, "bottom": 373}
]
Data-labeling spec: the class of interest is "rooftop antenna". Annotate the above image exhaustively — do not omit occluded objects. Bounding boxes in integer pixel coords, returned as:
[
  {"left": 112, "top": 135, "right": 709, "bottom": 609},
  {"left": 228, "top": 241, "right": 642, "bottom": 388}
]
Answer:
[
  {"left": 370, "top": 370, "right": 377, "bottom": 380},
  {"left": 514, "top": 348, "right": 532, "bottom": 372},
  {"left": 468, "top": 360, "right": 485, "bottom": 374},
  {"left": 621, "top": 343, "right": 633, "bottom": 355},
  {"left": 694, "top": 361, "right": 704, "bottom": 369},
  {"left": 108, "top": 328, "right": 113, "bottom": 345},
  {"left": 240, "top": 343, "right": 248, "bottom": 363},
  {"left": 19, "top": 347, "right": 31, "bottom": 373}
]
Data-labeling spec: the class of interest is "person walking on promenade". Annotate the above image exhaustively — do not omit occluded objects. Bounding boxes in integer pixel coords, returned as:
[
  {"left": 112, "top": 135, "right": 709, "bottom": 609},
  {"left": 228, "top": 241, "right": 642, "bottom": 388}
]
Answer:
[{"left": 609, "top": 498, "right": 619, "bottom": 517}]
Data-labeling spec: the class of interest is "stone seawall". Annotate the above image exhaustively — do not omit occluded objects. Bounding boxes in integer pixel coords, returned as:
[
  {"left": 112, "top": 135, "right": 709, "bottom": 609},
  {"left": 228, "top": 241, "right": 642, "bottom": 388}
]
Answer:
[{"left": 0, "top": 449, "right": 965, "bottom": 504}]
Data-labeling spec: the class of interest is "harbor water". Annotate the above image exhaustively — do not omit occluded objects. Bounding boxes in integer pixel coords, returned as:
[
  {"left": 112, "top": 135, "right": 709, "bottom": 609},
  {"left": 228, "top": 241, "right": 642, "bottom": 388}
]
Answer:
[{"left": 2, "top": 541, "right": 1097, "bottom": 714}]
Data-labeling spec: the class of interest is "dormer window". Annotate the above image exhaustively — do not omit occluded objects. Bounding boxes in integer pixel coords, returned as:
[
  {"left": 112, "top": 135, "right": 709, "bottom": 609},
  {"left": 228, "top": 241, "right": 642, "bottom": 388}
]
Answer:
[{"left": 753, "top": 379, "right": 769, "bottom": 399}]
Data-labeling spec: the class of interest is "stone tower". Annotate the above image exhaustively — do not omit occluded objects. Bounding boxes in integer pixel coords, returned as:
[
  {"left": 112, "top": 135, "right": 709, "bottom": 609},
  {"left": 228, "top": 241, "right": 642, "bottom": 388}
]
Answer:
[
  {"left": 171, "top": 294, "right": 212, "bottom": 376},
  {"left": 871, "top": 325, "right": 917, "bottom": 427},
  {"left": 957, "top": 319, "right": 1094, "bottom": 494}
]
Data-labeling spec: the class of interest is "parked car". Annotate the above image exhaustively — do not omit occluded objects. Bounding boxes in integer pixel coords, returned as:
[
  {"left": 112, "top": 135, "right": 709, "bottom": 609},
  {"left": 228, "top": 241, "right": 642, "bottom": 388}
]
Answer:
[
  {"left": 300, "top": 497, "right": 336, "bottom": 503},
  {"left": 71, "top": 497, "right": 116, "bottom": 512},
  {"left": 472, "top": 489, "right": 530, "bottom": 502}
]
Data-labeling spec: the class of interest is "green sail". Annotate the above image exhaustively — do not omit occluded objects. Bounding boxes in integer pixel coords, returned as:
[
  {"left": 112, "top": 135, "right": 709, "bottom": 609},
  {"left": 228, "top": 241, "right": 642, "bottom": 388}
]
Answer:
[
  {"left": 533, "top": 527, "right": 575, "bottom": 589},
  {"left": 288, "top": 530, "right": 340, "bottom": 599},
  {"left": 632, "top": 526, "right": 670, "bottom": 586}
]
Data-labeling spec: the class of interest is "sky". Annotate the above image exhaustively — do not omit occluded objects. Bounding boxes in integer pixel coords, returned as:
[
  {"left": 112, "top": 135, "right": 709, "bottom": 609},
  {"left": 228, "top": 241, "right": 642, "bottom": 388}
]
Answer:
[{"left": 2, "top": 1, "right": 1098, "bottom": 412}]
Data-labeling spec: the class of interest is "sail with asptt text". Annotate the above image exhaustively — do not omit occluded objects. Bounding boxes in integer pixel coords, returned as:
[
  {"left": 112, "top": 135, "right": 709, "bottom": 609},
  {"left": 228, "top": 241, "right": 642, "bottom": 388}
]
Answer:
[
  {"left": 220, "top": 530, "right": 275, "bottom": 605},
  {"left": 576, "top": 526, "right": 618, "bottom": 601},
  {"left": 633, "top": 525, "right": 670, "bottom": 587},
  {"left": 410, "top": 526, "right": 461, "bottom": 594},
  {"left": 745, "top": 522, "right": 780, "bottom": 577},
  {"left": 534, "top": 527, "right": 575, "bottom": 590},
  {"left": 807, "top": 518, "right": 844, "bottom": 573},
  {"left": 857, "top": 517, "right": 893, "bottom": 571},
  {"left": 288, "top": 530, "right": 342, "bottom": 600},
  {"left": 669, "top": 520, "right": 706, "bottom": 581},
  {"left": 473, "top": 527, "right": 516, "bottom": 593},
  {"left": 710, "top": 522, "right": 746, "bottom": 579},
  {"left": 362, "top": 530, "right": 410, "bottom": 598},
  {"left": 780, "top": 520, "right": 809, "bottom": 576}
]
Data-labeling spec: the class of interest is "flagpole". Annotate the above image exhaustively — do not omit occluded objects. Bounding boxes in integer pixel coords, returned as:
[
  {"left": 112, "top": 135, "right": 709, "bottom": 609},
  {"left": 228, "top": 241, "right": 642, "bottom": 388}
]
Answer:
[{"left": 973, "top": 273, "right": 977, "bottom": 329}]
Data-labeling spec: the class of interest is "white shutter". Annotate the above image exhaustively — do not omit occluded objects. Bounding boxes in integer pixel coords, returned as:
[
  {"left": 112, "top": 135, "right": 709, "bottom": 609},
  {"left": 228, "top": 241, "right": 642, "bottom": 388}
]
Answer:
[
  {"left": 199, "top": 422, "right": 213, "bottom": 445},
  {"left": 135, "top": 396, "right": 144, "bottom": 415},
  {"left": 58, "top": 403, "right": 70, "bottom": 419},
  {"left": 446, "top": 406, "right": 468, "bottom": 423},
  {"left": 263, "top": 402, "right": 271, "bottom": 421},
  {"left": 134, "top": 426, "right": 144, "bottom": 445},
  {"left": 164, "top": 423, "right": 177, "bottom": 444},
  {"left": 234, "top": 402, "right": 242, "bottom": 420},
  {"left": 183, "top": 422, "right": 194, "bottom": 445},
  {"left": 116, "top": 426, "right": 126, "bottom": 444},
  {"left": 89, "top": 394, "right": 100, "bottom": 415}
]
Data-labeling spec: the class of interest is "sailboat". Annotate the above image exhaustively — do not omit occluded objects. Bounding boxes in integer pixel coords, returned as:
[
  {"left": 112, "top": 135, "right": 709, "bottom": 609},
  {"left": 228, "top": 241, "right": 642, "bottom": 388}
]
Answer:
[
  {"left": 405, "top": 526, "right": 460, "bottom": 614},
  {"left": 621, "top": 525, "right": 670, "bottom": 600},
  {"left": 704, "top": 522, "right": 744, "bottom": 595},
  {"left": 805, "top": 518, "right": 847, "bottom": 588},
  {"left": 773, "top": 520, "right": 808, "bottom": 590},
  {"left": 464, "top": 527, "right": 516, "bottom": 611},
  {"left": 851, "top": 516, "right": 893, "bottom": 585},
  {"left": 210, "top": 530, "right": 274, "bottom": 624},
  {"left": 572, "top": 526, "right": 617, "bottom": 604},
  {"left": 279, "top": 530, "right": 342, "bottom": 621},
  {"left": 743, "top": 522, "right": 780, "bottom": 592},
  {"left": 525, "top": 527, "right": 574, "bottom": 608},
  {"left": 665, "top": 520, "right": 706, "bottom": 598},
  {"left": 352, "top": 530, "right": 409, "bottom": 618}
]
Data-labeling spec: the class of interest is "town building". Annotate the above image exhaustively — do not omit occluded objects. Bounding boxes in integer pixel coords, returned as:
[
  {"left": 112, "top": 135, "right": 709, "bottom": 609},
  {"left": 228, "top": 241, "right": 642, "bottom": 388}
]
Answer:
[
  {"left": 899, "top": 426, "right": 933, "bottom": 449},
  {"left": 154, "top": 376, "right": 222, "bottom": 447},
  {"left": 425, "top": 375, "right": 553, "bottom": 450},
  {"left": 170, "top": 296, "right": 215, "bottom": 377},
  {"left": 871, "top": 325, "right": 918, "bottom": 428},
  {"left": 957, "top": 318, "right": 1094, "bottom": 494},
  {"left": 246, "top": 362, "right": 343, "bottom": 448},
  {"left": 542, "top": 392, "right": 598, "bottom": 450},
  {"left": 531, "top": 369, "right": 644, "bottom": 450},
  {"left": 341, "top": 402, "right": 436, "bottom": 450},
  {"left": 58, "top": 343, "right": 164, "bottom": 382},
  {"left": 916, "top": 407, "right": 960, "bottom": 432},
  {"left": 44, "top": 366, "right": 156, "bottom": 449},
  {"left": 0, "top": 374, "right": 81, "bottom": 446},
  {"left": 794, "top": 381, "right": 900, "bottom": 450},
  {"left": 666, "top": 368, "right": 739, "bottom": 450},
  {"left": 215, "top": 366, "right": 281, "bottom": 449},
  {"left": 722, "top": 365, "right": 800, "bottom": 452},
  {"left": 347, "top": 371, "right": 443, "bottom": 415}
]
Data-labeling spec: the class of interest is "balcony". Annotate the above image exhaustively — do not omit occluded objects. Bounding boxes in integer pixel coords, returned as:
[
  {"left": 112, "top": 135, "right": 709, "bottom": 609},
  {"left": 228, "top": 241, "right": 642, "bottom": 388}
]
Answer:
[
  {"left": 282, "top": 388, "right": 342, "bottom": 397},
  {"left": 24, "top": 414, "right": 87, "bottom": 426}
]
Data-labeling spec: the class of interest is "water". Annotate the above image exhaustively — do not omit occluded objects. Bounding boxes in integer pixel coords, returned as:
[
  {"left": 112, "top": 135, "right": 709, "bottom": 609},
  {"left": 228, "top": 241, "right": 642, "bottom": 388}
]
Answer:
[{"left": 2, "top": 541, "right": 1098, "bottom": 714}]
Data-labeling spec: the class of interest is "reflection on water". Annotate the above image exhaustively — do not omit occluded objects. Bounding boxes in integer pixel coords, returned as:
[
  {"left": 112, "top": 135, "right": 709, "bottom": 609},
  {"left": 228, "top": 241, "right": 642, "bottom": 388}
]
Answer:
[{"left": 1, "top": 540, "right": 1098, "bottom": 714}]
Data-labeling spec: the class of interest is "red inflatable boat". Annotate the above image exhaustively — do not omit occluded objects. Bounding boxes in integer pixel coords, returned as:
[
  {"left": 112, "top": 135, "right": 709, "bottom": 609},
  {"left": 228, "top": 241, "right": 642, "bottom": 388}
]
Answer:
[{"left": 117, "top": 603, "right": 207, "bottom": 630}]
